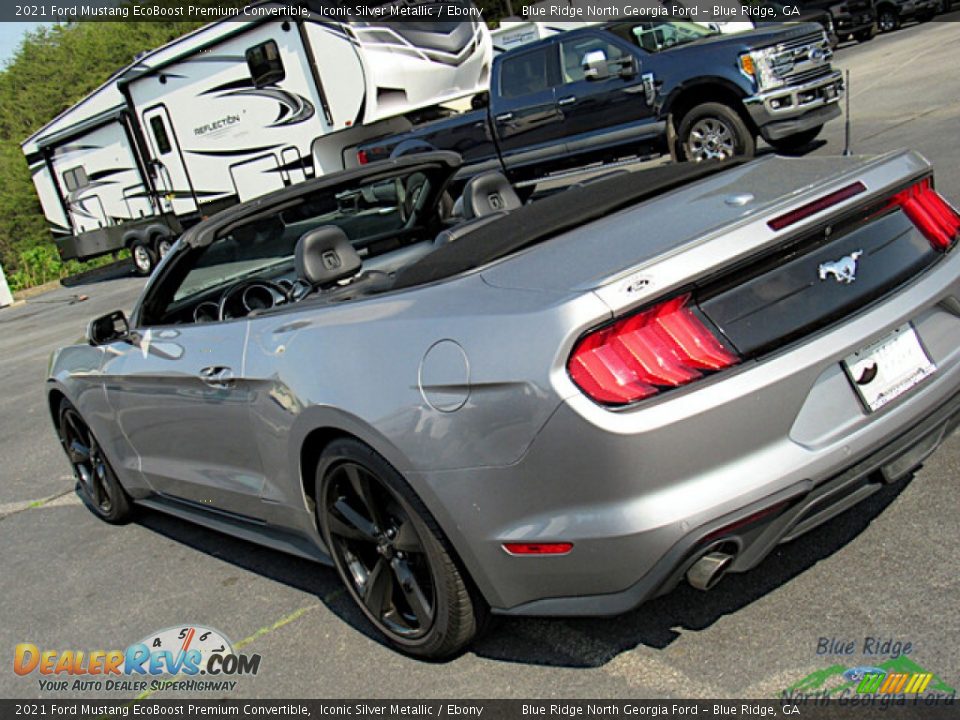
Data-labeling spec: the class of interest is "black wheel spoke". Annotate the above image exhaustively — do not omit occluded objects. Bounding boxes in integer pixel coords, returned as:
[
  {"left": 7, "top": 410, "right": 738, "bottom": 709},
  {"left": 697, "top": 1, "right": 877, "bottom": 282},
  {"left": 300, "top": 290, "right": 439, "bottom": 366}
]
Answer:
[
  {"left": 392, "top": 558, "right": 433, "bottom": 626},
  {"left": 332, "top": 498, "right": 378, "bottom": 540},
  {"left": 89, "top": 465, "right": 105, "bottom": 507},
  {"left": 68, "top": 440, "right": 90, "bottom": 465},
  {"left": 391, "top": 520, "right": 424, "bottom": 554},
  {"left": 344, "top": 464, "right": 385, "bottom": 530},
  {"left": 363, "top": 558, "right": 393, "bottom": 616}
]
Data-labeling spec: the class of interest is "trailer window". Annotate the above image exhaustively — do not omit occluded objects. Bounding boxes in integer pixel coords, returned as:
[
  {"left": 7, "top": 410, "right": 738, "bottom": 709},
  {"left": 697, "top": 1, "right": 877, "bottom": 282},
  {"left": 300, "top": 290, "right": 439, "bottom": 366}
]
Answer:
[
  {"left": 149, "top": 116, "right": 172, "bottom": 155},
  {"left": 246, "top": 40, "right": 284, "bottom": 88},
  {"left": 62, "top": 166, "right": 88, "bottom": 192}
]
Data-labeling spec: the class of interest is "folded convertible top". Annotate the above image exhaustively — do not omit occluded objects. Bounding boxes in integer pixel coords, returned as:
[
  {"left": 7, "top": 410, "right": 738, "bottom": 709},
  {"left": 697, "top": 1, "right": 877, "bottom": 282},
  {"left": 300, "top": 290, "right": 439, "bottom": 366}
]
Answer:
[{"left": 393, "top": 158, "right": 746, "bottom": 290}]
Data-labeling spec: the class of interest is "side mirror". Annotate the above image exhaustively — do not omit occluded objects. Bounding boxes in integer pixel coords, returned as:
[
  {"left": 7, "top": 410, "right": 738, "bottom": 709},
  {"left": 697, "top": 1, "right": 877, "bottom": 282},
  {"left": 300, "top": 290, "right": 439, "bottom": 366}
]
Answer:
[
  {"left": 87, "top": 310, "right": 130, "bottom": 346},
  {"left": 582, "top": 50, "right": 610, "bottom": 81}
]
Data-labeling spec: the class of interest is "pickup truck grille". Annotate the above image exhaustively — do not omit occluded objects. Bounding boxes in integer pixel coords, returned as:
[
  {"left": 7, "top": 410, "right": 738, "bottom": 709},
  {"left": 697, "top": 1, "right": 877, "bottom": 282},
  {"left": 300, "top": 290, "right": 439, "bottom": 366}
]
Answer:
[
  {"left": 776, "top": 31, "right": 826, "bottom": 52},
  {"left": 787, "top": 65, "right": 834, "bottom": 85},
  {"left": 770, "top": 32, "right": 832, "bottom": 82}
]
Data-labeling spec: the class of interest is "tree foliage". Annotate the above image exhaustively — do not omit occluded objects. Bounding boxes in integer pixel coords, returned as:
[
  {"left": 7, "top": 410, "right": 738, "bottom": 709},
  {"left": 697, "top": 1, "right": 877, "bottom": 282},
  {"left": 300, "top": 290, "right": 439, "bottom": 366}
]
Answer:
[{"left": 0, "top": 21, "right": 204, "bottom": 290}]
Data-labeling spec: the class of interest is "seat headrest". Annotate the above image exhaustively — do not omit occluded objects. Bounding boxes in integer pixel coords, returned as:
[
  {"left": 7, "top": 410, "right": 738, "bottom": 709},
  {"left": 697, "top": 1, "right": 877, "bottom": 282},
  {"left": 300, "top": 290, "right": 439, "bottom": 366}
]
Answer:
[
  {"left": 294, "top": 226, "right": 362, "bottom": 287},
  {"left": 461, "top": 171, "right": 522, "bottom": 220}
]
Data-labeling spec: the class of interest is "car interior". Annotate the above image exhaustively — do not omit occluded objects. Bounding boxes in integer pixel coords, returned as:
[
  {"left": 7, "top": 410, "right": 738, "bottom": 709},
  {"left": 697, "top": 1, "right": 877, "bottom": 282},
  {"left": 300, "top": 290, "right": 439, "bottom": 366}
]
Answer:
[{"left": 140, "top": 163, "right": 526, "bottom": 327}]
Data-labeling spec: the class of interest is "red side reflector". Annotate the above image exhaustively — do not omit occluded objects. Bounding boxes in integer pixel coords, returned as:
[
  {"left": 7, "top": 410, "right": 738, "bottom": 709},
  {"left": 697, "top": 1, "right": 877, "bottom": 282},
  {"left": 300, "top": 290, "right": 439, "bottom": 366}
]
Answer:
[
  {"left": 502, "top": 542, "right": 573, "bottom": 556},
  {"left": 768, "top": 182, "right": 867, "bottom": 231},
  {"left": 568, "top": 294, "right": 740, "bottom": 406},
  {"left": 357, "top": 149, "right": 369, "bottom": 165},
  {"left": 886, "top": 178, "right": 960, "bottom": 251}
]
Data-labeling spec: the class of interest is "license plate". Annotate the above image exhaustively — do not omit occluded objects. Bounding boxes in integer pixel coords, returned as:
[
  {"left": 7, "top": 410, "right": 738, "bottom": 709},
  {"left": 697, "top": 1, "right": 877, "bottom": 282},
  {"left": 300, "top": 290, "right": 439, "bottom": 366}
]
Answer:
[{"left": 843, "top": 324, "right": 935, "bottom": 412}]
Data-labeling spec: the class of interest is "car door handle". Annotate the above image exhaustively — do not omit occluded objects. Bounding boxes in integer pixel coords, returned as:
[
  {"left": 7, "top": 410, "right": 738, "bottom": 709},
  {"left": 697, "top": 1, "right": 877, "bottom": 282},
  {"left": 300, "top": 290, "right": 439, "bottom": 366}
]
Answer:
[
  {"left": 494, "top": 112, "right": 514, "bottom": 122},
  {"left": 199, "top": 366, "right": 235, "bottom": 389},
  {"left": 557, "top": 96, "right": 577, "bottom": 106}
]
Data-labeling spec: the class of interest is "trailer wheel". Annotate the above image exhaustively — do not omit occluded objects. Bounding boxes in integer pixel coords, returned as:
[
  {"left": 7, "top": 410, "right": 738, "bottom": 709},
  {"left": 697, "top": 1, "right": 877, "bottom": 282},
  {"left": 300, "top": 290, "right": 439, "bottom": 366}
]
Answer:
[
  {"left": 131, "top": 239, "right": 157, "bottom": 276},
  {"left": 157, "top": 238, "right": 174, "bottom": 258}
]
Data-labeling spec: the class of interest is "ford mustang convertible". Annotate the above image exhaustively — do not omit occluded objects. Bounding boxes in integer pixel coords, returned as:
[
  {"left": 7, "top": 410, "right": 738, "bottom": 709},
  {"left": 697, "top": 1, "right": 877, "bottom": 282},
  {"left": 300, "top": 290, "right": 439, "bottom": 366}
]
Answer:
[{"left": 48, "top": 151, "right": 960, "bottom": 658}]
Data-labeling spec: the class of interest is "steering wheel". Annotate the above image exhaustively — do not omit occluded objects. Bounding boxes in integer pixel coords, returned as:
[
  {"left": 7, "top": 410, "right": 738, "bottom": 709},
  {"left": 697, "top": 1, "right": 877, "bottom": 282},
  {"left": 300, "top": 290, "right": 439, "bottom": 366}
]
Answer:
[{"left": 217, "top": 279, "right": 292, "bottom": 322}]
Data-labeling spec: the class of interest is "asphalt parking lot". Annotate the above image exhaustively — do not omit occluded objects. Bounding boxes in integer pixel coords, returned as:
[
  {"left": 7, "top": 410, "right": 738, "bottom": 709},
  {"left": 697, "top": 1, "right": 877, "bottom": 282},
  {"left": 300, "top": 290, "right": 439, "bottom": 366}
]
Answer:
[{"left": 2, "top": 19, "right": 959, "bottom": 700}]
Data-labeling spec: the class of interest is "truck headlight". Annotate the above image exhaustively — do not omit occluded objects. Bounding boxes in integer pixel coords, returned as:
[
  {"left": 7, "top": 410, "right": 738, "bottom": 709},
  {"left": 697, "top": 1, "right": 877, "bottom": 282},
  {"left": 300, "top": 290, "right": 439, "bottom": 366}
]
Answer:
[{"left": 740, "top": 48, "right": 786, "bottom": 91}]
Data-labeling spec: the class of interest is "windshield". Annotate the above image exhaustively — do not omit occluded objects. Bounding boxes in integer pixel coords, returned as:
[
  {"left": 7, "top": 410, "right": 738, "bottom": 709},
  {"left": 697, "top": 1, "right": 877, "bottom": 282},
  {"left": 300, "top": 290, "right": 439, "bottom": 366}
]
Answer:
[
  {"left": 611, "top": 22, "right": 719, "bottom": 53},
  {"left": 169, "top": 171, "right": 432, "bottom": 304}
]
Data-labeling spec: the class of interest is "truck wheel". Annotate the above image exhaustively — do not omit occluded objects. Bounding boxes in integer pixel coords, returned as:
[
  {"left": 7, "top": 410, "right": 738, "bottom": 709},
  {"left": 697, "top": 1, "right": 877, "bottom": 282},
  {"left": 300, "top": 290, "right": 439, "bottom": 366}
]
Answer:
[
  {"left": 678, "top": 103, "right": 755, "bottom": 163},
  {"left": 157, "top": 237, "right": 174, "bottom": 258},
  {"left": 131, "top": 239, "right": 157, "bottom": 276},
  {"left": 877, "top": 7, "right": 899, "bottom": 31},
  {"left": 854, "top": 27, "right": 876, "bottom": 42},
  {"left": 768, "top": 126, "right": 823, "bottom": 154}
]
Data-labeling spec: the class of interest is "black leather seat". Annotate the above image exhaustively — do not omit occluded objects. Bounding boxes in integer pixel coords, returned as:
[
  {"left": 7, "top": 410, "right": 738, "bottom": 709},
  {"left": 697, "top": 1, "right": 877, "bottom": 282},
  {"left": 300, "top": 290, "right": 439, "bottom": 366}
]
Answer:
[
  {"left": 461, "top": 171, "right": 522, "bottom": 219},
  {"left": 295, "top": 225, "right": 394, "bottom": 301},
  {"left": 295, "top": 225, "right": 362, "bottom": 288}
]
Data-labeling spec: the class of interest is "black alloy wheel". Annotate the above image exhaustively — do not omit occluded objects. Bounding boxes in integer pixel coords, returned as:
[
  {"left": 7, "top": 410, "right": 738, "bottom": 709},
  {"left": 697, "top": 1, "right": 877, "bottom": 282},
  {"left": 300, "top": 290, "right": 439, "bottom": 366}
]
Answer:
[
  {"left": 317, "top": 438, "right": 484, "bottom": 659},
  {"left": 58, "top": 400, "right": 132, "bottom": 523}
]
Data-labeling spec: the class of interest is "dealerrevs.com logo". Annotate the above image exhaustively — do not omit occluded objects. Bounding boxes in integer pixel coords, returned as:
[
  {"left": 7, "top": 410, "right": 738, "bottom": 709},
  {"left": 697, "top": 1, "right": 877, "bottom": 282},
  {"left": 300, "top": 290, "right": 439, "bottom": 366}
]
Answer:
[{"left": 14, "top": 625, "right": 261, "bottom": 693}]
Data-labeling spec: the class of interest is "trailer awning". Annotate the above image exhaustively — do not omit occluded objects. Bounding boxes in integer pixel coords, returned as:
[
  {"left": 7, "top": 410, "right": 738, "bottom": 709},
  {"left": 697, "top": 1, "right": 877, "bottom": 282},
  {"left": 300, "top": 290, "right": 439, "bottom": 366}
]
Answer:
[{"left": 36, "top": 106, "right": 127, "bottom": 151}]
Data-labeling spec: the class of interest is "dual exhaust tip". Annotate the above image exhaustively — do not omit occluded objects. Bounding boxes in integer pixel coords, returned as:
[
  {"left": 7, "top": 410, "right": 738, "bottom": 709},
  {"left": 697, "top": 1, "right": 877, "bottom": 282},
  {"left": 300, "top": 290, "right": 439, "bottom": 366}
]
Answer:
[{"left": 686, "top": 550, "right": 735, "bottom": 591}]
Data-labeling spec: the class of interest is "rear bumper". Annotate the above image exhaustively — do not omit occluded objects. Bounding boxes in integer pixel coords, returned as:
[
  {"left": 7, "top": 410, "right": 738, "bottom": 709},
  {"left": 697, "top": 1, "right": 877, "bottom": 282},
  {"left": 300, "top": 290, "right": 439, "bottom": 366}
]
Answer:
[
  {"left": 745, "top": 71, "right": 844, "bottom": 141},
  {"left": 421, "top": 246, "right": 960, "bottom": 615},
  {"left": 498, "top": 386, "right": 960, "bottom": 616}
]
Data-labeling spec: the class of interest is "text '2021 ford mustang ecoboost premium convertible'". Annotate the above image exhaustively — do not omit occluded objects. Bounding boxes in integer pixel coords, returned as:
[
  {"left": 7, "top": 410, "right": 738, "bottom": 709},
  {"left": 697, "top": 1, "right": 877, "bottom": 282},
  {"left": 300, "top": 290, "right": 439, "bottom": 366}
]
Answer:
[{"left": 49, "top": 151, "right": 960, "bottom": 658}]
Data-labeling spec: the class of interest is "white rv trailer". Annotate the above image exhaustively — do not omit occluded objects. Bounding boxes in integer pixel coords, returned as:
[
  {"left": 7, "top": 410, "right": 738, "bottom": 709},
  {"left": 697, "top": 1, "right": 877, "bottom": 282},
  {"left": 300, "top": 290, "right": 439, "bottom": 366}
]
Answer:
[
  {"left": 22, "top": 0, "right": 492, "bottom": 274},
  {"left": 21, "top": 70, "right": 173, "bottom": 265}
]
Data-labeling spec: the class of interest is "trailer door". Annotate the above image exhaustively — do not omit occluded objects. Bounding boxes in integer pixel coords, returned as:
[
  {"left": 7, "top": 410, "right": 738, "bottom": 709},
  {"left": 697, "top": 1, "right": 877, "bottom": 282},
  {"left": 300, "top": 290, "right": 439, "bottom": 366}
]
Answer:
[{"left": 142, "top": 105, "right": 198, "bottom": 216}]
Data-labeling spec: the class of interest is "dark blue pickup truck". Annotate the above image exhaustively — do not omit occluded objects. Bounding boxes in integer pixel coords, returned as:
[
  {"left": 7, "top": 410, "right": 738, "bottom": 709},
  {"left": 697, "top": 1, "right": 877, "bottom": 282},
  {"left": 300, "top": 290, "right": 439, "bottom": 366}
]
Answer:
[{"left": 357, "top": 21, "right": 844, "bottom": 188}]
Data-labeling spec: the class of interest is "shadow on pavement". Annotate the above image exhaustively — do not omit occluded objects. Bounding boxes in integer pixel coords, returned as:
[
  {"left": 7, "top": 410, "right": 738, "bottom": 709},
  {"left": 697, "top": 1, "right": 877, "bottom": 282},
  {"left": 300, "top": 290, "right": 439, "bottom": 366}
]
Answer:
[
  {"left": 61, "top": 260, "right": 134, "bottom": 288},
  {"left": 132, "top": 473, "right": 912, "bottom": 667}
]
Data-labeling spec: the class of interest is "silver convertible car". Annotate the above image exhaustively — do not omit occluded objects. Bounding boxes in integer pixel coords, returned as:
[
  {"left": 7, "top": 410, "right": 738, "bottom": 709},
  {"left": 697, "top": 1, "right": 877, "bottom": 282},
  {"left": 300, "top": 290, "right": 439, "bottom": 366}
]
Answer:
[{"left": 49, "top": 151, "right": 960, "bottom": 658}]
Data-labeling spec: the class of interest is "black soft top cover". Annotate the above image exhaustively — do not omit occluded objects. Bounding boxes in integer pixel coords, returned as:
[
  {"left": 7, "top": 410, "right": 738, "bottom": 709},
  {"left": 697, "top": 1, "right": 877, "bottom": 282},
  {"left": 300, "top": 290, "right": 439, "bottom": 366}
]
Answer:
[{"left": 393, "top": 159, "right": 745, "bottom": 290}]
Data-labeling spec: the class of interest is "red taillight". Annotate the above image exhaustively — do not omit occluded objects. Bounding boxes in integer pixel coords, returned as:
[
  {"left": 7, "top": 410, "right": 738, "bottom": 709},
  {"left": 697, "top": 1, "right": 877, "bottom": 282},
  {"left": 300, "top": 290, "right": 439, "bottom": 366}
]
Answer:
[
  {"left": 768, "top": 182, "right": 867, "bottom": 231},
  {"left": 357, "top": 149, "right": 369, "bottom": 165},
  {"left": 567, "top": 294, "right": 740, "bottom": 406},
  {"left": 502, "top": 542, "right": 573, "bottom": 556},
  {"left": 886, "top": 178, "right": 960, "bottom": 251}
]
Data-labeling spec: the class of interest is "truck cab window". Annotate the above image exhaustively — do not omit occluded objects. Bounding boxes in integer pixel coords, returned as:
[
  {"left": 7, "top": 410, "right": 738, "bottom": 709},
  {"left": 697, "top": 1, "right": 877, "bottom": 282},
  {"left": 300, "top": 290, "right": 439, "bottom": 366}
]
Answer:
[
  {"left": 560, "top": 37, "right": 625, "bottom": 83},
  {"left": 500, "top": 48, "right": 551, "bottom": 98},
  {"left": 246, "top": 40, "right": 285, "bottom": 88},
  {"left": 149, "top": 116, "right": 172, "bottom": 155},
  {"left": 611, "top": 22, "right": 718, "bottom": 53},
  {"left": 62, "top": 166, "right": 89, "bottom": 192}
]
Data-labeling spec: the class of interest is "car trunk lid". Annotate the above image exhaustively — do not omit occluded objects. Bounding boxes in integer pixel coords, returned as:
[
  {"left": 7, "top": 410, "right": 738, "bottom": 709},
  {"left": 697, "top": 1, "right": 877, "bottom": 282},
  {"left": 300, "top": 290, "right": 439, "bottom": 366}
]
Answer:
[{"left": 483, "top": 151, "right": 951, "bottom": 355}]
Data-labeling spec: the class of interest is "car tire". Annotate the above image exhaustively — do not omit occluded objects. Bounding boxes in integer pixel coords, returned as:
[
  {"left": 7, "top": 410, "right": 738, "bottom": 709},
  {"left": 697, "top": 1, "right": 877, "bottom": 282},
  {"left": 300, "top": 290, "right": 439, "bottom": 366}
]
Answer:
[
  {"left": 316, "top": 438, "right": 486, "bottom": 659},
  {"left": 58, "top": 399, "right": 133, "bottom": 524},
  {"left": 768, "top": 125, "right": 823, "bottom": 154},
  {"left": 131, "top": 239, "right": 157, "bottom": 276},
  {"left": 854, "top": 27, "right": 876, "bottom": 42},
  {"left": 877, "top": 7, "right": 900, "bottom": 31},
  {"left": 678, "top": 103, "right": 756, "bottom": 163}
]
